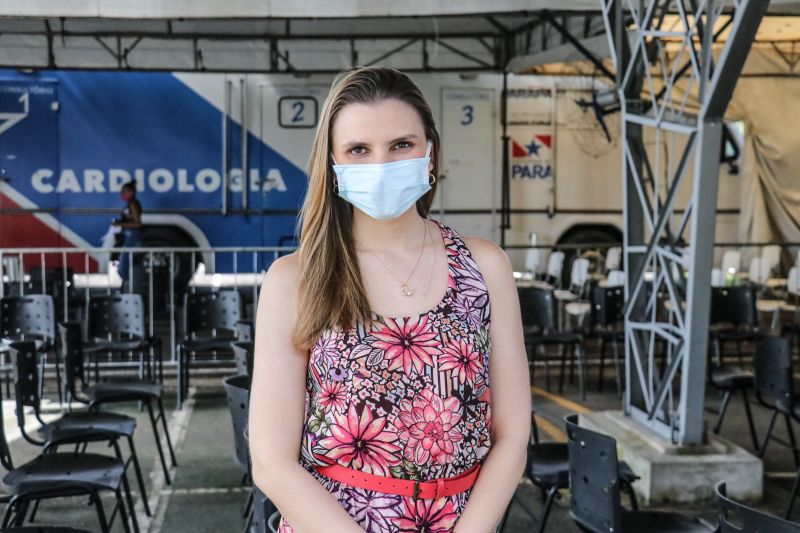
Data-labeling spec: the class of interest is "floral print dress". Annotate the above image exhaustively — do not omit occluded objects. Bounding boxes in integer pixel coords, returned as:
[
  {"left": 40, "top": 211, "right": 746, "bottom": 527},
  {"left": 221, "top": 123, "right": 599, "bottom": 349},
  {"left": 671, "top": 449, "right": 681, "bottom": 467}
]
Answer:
[{"left": 278, "top": 219, "right": 493, "bottom": 533}]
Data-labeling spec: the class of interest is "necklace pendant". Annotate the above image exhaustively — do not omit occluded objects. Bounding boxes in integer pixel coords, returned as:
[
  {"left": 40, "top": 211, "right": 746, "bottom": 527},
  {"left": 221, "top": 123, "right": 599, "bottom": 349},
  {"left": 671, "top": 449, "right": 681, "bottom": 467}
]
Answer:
[{"left": 400, "top": 284, "right": 414, "bottom": 297}]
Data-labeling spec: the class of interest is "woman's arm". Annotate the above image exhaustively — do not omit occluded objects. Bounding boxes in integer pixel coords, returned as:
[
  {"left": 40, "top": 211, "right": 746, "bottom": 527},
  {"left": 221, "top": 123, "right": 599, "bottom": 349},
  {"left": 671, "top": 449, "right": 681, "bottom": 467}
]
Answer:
[
  {"left": 248, "top": 253, "right": 364, "bottom": 533},
  {"left": 453, "top": 238, "right": 531, "bottom": 533},
  {"left": 115, "top": 201, "right": 142, "bottom": 229}
]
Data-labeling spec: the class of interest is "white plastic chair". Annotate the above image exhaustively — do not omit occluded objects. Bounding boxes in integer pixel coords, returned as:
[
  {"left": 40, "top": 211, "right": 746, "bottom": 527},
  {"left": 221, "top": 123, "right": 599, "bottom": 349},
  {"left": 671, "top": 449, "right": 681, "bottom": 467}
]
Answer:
[
  {"left": 711, "top": 268, "right": 725, "bottom": 287},
  {"left": 606, "top": 270, "right": 625, "bottom": 287},
  {"left": 748, "top": 256, "right": 771, "bottom": 285},
  {"left": 604, "top": 246, "right": 622, "bottom": 273},
  {"left": 524, "top": 248, "right": 547, "bottom": 279},
  {"left": 546, "top": 251, "right": 565, "bottom": 286},
  {"left": 721, "top": 250, "right": 741, "bottom": 277},
  {"left": 762, "top": 245, "right": 781, "bottom": 271}
]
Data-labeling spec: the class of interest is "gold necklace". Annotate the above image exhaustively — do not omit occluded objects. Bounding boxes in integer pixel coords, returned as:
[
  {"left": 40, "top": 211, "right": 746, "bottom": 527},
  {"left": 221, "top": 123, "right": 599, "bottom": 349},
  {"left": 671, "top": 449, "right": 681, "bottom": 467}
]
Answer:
[{"left": 356, "top": 218, "right": 428, "bottom": 297}]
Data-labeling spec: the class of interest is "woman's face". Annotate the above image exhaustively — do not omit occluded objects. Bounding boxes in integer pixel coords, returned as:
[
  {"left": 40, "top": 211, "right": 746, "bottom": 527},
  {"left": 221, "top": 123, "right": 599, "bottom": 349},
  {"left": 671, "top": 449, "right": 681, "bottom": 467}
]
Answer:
[{"left": 331, "top": 98, "right": 433, "bottom": 172}]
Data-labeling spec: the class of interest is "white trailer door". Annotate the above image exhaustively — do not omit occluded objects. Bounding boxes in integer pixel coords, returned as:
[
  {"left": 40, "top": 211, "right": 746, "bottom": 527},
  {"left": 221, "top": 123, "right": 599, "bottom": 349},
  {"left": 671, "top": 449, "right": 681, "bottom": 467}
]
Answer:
[{"left": 438, "top": 88, "right": 497, "bottom": 241}]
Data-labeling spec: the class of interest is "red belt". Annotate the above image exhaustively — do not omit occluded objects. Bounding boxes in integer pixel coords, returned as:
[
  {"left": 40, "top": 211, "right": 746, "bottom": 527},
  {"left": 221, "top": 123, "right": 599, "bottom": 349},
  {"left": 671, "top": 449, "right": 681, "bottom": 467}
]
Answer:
[{"left": 314, "top": 462, "right": 481, "bottom": 500}]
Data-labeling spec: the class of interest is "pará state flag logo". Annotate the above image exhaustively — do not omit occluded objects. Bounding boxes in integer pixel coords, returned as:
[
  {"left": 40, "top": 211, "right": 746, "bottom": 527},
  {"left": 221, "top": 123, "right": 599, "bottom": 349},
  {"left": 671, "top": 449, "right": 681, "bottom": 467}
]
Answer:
[{"left": 511, "top": 133, "right": 553, "bottom": 179}]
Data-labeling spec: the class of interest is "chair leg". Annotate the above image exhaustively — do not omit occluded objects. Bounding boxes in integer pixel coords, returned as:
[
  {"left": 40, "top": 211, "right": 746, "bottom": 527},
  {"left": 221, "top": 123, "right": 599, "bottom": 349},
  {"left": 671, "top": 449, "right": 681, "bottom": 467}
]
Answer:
[
  {"left": 759, "top": 409, "right": 779, "bottom": 458},
  {"left": 741, "top": 390, "right": 760, "bottom": 451},
  {"left": 537, "top": 486, "right": 560, "bottom": 533},
  {"left": 113, "top": 440, "right": 141, "bottom": 533},
  {"left": 712, "top": 389, "right": 732, "bottom": 435},
  {"left": 158, "top": 397, "right": 178, "bottom": 467},
  {"left": 597, "top": 338, "right": 606, "bottom": 392},
  {"left": 115, "top": 488, "right": 133, "bottom": 533},
  {"left": 575, "top": 343, "right": 586, "bottom": 401},
  {"left": 623, "top": 482, "right": 639, "bottom": 512},
  {"left": 92, "top": 490, "right": 112, "bottom": 533},
  {"left": 612, "top": 336, "right": 622, "bottom": 397},
  {"left": 786, "top": 469, "right": 800, "bottom": 520},
  {"left": 147, "top": 400, "right": 172, "bottom": 485},
  {"left": 27, "top": 498, "right": 39, "bottom": 523},
  {"left": 786, "top": 414, "right": 800, "bottom": 470},
  {"left": 128, "top": 435, "right": 152, "bottom": 516},
  {"left": 11, "top": 499, "right": 30, "bottom": 527},
  {"left": 558, "top": 344, "right": 567, "bottom": 394}
]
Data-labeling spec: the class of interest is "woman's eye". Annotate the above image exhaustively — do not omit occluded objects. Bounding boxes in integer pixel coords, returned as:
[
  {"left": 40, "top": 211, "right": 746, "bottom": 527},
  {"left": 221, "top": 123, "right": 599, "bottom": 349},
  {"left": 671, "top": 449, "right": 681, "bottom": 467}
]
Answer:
[
  {"left": 348, "top": 146, "right": 366, "bottom": 155},
  {"left": 395, "top": 141, "right": 412, "bottom": 150}
]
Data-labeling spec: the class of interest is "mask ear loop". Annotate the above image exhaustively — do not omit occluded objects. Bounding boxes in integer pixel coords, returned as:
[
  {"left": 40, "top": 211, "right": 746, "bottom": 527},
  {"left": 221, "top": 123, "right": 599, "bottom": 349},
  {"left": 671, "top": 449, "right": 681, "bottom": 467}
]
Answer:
[{"left": 426, "top": 139, "right": 435, "bottom": 185}]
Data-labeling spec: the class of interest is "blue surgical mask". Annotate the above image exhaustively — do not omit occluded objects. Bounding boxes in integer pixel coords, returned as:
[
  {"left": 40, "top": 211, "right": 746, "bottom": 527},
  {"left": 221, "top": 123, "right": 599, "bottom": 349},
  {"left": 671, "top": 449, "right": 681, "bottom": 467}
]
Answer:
[{"left": 332, "top": 139, "right": 433, "bottom": 221}]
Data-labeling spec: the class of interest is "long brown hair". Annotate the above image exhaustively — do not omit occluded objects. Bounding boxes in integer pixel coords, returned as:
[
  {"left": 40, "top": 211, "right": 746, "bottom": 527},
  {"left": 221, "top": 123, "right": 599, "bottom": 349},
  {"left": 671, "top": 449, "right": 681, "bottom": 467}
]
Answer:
[{"left": 292, "top": 66, "right": 441, "bottom": 351}]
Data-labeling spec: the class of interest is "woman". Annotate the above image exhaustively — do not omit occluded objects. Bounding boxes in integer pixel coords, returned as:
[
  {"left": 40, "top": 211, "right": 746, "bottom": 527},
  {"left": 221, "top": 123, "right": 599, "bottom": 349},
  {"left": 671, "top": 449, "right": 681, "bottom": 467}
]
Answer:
[
  {"left": 113, "top": 181, "right": 142, "bottom": 286},
  {"left": 249, "top": 66, "right": 530, "bottom": 533}
]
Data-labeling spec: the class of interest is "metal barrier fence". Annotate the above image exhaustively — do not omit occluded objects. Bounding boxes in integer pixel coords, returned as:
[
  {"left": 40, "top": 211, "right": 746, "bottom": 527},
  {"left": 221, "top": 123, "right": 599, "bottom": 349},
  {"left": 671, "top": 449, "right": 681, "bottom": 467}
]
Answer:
[{"left": 0, "top": 246, "right": 293, "bottom": 364}]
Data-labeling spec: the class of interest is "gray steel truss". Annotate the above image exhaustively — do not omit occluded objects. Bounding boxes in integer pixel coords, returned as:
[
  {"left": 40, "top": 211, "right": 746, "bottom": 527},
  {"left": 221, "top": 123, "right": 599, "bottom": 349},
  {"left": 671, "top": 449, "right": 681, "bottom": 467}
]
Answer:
[{"left": 601, "top": 0, "right": 769, "bottom": 444}]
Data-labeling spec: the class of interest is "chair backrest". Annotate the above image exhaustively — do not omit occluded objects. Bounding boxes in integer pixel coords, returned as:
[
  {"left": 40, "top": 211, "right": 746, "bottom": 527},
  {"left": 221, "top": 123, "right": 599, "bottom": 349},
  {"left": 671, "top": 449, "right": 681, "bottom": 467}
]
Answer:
[
  {"left": 604, "top": 247, "right": 622, "bottom": 273},
  {"left": 183, "top": 289, "right": 242, "bottom": 339},
  {"left": 0, "top": 295, "right": 55, "bottom": 344},
  {"left": 565, "top": 414, "right": 622, "bottom": 533},
  {"left": 546, "top": 251, "right": 565, "bottom": 280},
  {"left": 592, "top": 285, "right": 624, "bottom": 328},
  {"left": 0, "top": 348, "right": 15, "bottom": 471},
  {"left": 754, "top": 335, "right": 793, "bottom": 408},
  {"left": 710, "top": 286, "right": 758, "bottom": 328},
  {"left": 87, "top": 294, "right": 146, "bottom": 340},
  {"left": 525, "top": 248, "right": 547, "bottom": 275},
  {"left": 232, "top": 341, "right": 254, "bottom": 377},
  {"left": 606, "top": 270, "right": 624, "bottom": 287},
  {"left": 762, "top": 245, "right": 782, "bottom": 273},
  {"left": 711, "top": 268, "right": 725, "bottom": 287},
  {"left": 748, "top": 256, "right": 771, "bottom": 285},
  {"left": 517, "top": 287, "right": 557, "bottom": 331},
  {"left": 722, "top": 250, "right": 742, "bottom": 275},
  {"left": 223, "top": 374, "right": 250, "bottom": 473},
  {"left": 569, "top": 258, "right": 590, "bottom": 290},
  {"left": 58, "top": 321, "right": 87, "bottom": 402},
  {"left": 267, "top": 510, "right": 282, "bottom": 533},
  {"left": 716, "top": 481, "right": 800, "bottom": 533},
  {"left": 236, "top": 320, "right": 254, "bottom": 342},
  {"left": 8, "top": 340, "right": 43, "bottom": 441},
  {"left": 788, "top": 266, "right": 800, "bottom": 296}
]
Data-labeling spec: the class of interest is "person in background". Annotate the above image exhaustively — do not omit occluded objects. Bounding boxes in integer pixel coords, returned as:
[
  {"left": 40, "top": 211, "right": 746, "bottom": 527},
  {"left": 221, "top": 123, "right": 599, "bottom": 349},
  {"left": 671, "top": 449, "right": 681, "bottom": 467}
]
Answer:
[{"left": 113, "top": 181, "right": 142, "bottom": 288}]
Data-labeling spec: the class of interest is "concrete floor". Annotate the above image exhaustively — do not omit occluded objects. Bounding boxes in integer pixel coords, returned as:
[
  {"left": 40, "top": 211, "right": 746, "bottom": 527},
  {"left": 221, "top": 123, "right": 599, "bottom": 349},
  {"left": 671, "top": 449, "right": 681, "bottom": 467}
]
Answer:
[{"left": 3, "top": 347, "right": 799, "bottom": 532}]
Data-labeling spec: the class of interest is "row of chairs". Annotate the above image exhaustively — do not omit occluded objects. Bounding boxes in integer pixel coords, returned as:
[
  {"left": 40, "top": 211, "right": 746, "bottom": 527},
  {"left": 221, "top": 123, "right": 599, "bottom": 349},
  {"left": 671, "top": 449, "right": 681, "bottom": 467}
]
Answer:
[
  {"left": 499, "top": 409, "right": 800, "bottom": 532},
  {"left": 0, "top": 289, "right": 253, "bottom": 409}
]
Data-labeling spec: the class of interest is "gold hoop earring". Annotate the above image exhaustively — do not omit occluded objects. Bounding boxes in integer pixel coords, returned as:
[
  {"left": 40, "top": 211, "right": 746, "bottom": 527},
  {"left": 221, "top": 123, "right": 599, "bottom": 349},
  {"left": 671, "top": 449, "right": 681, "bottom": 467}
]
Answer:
[{"left": 429, "top": 172, "right": 437, "bottom": 185}]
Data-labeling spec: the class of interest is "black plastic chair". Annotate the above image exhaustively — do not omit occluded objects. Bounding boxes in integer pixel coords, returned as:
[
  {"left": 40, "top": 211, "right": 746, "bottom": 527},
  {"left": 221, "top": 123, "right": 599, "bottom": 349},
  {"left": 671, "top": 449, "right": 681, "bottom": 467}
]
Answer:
[
  {"left": 2, "top": 342, "right": 136, "bottom": 533},
  {"left": 565, "top": 414, "right": 713, "bottom": 533},
  {"left": 85, "top": 294, "right": 162, "bottom": 383},
  {"left": 177, "top": 290, "right": 242, "bottom": 408},
  {"left": 232, "top": 342, "right": 254, "bottom": 379},
  {"left": 716, "top": 481, "right": 800, "bottom": 532},
  {"left": 236, "top": 320, "right": 254, "bottom": 342},
  {"left": 707, "top": 286, "right": 763, "bottom": 450},
  {"left": 59, "top": 322, "right": 177, "bottom": 485},
  {"left": 224, "top": 374, "right": 254, "bottom": 531},
  {"left": 496, "top": 408, "right": 639, "bottom": 533},
  {"left": 518, "top": 287, "right": 586, "bottom": 399},
  {"left": 9, "top": 338, "right": 150, "bottom": 520},
  {"left": 590, "top": 285, "right": 625, "bottom": 394},
  {"left": 0, "top": 295, "right": 60, "bottom": 403},
  {"left": 753, "top": 335, "right": 800, "bottom": 518}
]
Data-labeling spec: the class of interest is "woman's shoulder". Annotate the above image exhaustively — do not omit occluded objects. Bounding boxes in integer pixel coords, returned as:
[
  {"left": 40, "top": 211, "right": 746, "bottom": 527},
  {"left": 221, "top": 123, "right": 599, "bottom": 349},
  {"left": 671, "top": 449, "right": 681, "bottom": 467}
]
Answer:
[
  {"left": 261, "top": 251, "right": 301, "bottom": 302},
  {"left": 462, "top": 235, "right": 513, "bottom": 288}
]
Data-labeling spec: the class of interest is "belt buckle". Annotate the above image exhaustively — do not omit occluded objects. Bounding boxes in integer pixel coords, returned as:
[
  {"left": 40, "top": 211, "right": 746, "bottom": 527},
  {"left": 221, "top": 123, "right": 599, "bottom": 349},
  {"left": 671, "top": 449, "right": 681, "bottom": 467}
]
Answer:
[{"left": 412, "top": 479, "right": 421, "bottom": 501}]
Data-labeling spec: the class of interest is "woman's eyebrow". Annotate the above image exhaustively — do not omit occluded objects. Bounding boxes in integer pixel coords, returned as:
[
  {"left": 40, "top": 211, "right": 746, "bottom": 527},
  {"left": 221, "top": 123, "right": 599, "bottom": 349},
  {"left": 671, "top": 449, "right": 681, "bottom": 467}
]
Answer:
[{"left": 340, "top": 134, "right": 418, "bottom": 149}]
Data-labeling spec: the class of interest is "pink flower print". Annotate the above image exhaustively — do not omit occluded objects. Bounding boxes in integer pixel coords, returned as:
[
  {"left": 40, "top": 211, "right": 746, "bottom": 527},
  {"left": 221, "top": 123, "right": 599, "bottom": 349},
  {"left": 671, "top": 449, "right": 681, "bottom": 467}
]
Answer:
[
  {"left": 318, "top": 403, "right": 401, "bottom": 475},
  {"left": 393, "top": 389, "right": 463, "bottom": 465},
  {"left": 318, "top": 380, "right": 347, "bottom": 414},
  {"left": 371, "top": 316, "right": 442, "bottom": 375},
  {"left": 439, "top": 339, "right": 483, "bottom": 384},
  {"left": 392, "top": 496, "right": 458, "bottom": 532}
]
